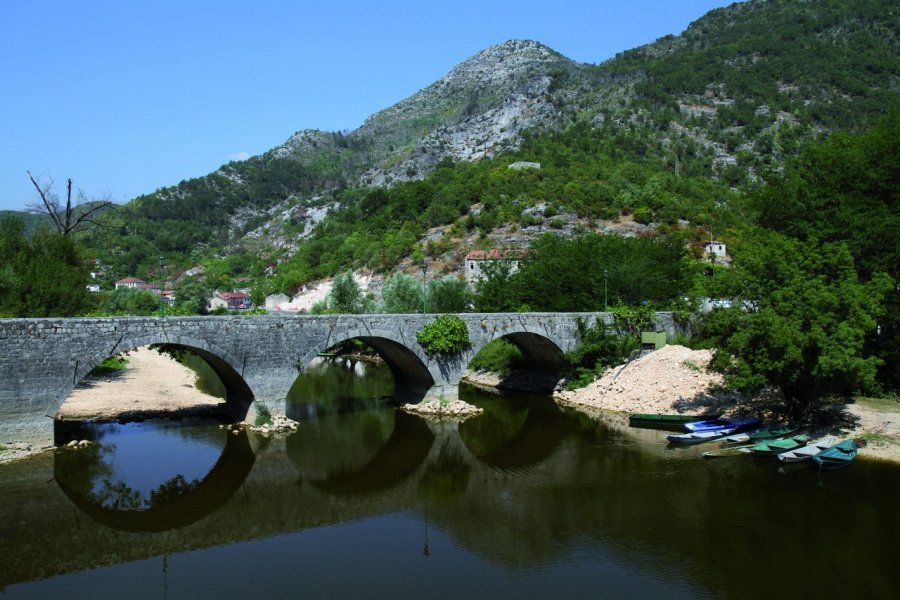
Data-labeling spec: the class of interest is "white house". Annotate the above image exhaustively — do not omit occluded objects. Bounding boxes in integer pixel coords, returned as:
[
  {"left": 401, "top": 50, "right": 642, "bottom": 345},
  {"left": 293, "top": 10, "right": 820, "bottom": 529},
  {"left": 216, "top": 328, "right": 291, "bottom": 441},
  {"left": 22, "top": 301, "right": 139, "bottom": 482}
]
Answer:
[
  {"left": 704, "top": 240, "right": 727, "bottom": 261},
  {"left": 114, "top": 277, "right": 146, "bottom": 290},
  {"left": 464, "top": 249, "right": 523, "bottom": 288}
]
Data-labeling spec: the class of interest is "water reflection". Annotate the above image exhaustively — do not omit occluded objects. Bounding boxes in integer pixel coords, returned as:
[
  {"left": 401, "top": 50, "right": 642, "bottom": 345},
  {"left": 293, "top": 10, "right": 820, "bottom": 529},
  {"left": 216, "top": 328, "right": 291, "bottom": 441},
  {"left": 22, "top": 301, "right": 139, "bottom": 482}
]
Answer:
[
  {"left": 54, "top": 421, "right": 254, "bottom": 532},
  {"left": 2, "top": 359, "right": 900, "bottom": 598}
]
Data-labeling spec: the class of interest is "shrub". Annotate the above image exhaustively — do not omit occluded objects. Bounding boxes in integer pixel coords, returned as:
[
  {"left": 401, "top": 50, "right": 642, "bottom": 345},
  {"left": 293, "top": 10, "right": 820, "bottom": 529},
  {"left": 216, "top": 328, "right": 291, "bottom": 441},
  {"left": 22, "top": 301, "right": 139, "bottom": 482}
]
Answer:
[
  {"left": 254, "top": 404, "right": 272, "bottom": 426},
  {"left": 468, "top": 339, "right": 524, "bottom": 375},
  {"left": 416, "top": 315, "right": 470, "bottom": 355}
]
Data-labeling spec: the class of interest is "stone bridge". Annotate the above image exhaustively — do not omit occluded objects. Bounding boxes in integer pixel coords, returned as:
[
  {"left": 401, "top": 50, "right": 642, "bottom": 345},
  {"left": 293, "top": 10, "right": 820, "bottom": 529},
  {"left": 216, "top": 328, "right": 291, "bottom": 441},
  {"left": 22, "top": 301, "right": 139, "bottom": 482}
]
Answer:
[{"left": 0, "top": 312, "right": 679, "bottom": 445}]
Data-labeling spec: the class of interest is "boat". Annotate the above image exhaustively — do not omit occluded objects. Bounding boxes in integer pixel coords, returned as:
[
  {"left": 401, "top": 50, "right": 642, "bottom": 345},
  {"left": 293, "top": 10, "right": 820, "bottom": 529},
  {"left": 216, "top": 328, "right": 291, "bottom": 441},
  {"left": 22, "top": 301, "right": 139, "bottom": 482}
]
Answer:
[
  {"left": 667, "top": 428, "right": 738, "bottom": 445},
  {"left": 776, "top": 436, "right": 838, "bottom": 463},
  {"left": 628, "top": 413, "right": 719, "bottom": 429},
  {"left": 684, "top": 416, "right": 760, "bottom": 433},
  {"left": 723, "top": 423, "right": 803, "bottom": 445},
  {"left": 748, "top": 434, "right": 811, "bottom": 456},
  {"left": 812, "top": 439, "right": 858, "bottom": 470}
]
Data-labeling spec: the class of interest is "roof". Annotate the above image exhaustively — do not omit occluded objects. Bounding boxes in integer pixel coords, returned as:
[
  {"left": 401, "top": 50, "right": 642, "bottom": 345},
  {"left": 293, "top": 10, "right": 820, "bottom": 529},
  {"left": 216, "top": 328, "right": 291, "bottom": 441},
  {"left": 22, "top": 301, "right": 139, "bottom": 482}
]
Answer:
[
  {"left": 465, "top": 249, "right": 503, "bottom": 261},
  {"left": 218, "top": 291, "right": 250, "bottom": 299},
  {"left": 115, "top": 277, "right": 146, "bottom": 284},
  {"left": 465, "top": 249, "right": 525, "bottom": 261}
]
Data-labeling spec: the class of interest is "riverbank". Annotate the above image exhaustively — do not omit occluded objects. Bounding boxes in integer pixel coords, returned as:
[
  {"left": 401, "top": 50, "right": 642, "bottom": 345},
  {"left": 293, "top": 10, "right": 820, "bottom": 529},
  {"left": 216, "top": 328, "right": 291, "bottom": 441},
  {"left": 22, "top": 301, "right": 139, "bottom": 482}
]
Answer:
[
  {"left": 3, "top": 345, "right": 898, "bottom": 465},
  {"left": 553, "top": 344, "right": 900, "bottom": 463}
]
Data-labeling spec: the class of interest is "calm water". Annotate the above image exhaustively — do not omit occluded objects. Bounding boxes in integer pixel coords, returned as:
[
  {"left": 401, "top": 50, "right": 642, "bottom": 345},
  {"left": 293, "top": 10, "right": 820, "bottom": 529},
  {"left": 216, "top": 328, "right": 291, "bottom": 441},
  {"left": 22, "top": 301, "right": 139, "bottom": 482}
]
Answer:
[{"left": 1, "top": 358, "right": 899, "bottom": 599}]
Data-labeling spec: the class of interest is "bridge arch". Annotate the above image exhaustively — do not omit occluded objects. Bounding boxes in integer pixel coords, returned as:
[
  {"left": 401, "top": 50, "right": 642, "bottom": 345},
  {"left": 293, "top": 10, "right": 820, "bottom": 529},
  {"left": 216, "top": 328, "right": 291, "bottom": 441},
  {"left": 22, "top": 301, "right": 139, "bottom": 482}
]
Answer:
[
  {"left": 56, "top": 334, "right": 255, "bottom": 421},
  {"left": 467, "top": 328, "right": 570, "bottom": 393},
  {"left": 294, "top": 327, "right": 435, "bottom": 402}
]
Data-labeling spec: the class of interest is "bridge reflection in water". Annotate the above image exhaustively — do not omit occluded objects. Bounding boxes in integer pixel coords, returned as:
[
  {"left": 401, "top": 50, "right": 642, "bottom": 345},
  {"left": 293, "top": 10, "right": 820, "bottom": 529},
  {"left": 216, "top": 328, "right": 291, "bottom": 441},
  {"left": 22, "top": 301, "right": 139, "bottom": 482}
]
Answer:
[{"left": 1, "top": 360, "right": 899, "bottom": 599}]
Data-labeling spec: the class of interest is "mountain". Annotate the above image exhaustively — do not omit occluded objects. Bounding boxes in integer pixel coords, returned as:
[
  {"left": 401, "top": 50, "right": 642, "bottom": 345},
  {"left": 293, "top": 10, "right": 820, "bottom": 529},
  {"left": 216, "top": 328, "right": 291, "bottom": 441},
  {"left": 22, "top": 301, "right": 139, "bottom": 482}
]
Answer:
[{"left": 84, "top": 0, "right": 898, "bottom": 289}]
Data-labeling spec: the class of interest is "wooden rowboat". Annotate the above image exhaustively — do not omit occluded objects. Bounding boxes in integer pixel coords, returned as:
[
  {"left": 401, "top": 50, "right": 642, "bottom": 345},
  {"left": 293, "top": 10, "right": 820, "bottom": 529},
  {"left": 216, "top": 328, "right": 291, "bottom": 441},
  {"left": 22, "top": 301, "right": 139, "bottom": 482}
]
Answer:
[
  {"left": 776, "top": 436, "right": 838, "bottom": 463},
  {"left": 685, "top": 416, "right": 760, "bottom": 433},
  {"left": 812, "top": 439, "right": 858, "bottom": 470},
  {"left": 667, "top": 428, "right": 738, "bottom": 445},
  {"left": 748, "top": 434, "right": 811, "bottom": 456},
  {"left": 628, "top": 413, "right": 719, "bottom": 429}
]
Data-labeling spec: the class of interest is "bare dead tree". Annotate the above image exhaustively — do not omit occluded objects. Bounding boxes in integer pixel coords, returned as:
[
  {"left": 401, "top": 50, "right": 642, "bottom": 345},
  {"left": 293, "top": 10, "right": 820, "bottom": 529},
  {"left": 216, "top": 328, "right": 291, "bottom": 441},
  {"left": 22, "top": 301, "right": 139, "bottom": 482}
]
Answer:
[{"left": 26, "top": 171, "right": 114, "bottom": 236}]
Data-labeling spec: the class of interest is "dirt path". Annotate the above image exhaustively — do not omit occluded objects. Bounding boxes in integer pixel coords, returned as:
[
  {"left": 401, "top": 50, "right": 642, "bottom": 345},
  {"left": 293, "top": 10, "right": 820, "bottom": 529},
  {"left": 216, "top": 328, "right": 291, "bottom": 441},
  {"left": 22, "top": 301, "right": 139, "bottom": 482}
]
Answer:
[{"left": 57, "top": 347, "right": 226, "bottom": 420}]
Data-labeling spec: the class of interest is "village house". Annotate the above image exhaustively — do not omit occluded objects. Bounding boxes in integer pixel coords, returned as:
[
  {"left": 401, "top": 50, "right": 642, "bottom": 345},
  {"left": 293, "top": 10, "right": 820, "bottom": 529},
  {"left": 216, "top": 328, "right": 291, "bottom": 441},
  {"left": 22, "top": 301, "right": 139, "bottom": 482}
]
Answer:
[
  {"left": 464, "top": 249, "right": 524, "bottom": 288},
  {"left": 208, "top": 290, "right": 252, "bottom": 311},
  {"left": 704, "top": 240, "right": 728, "bottom": 263},
  {"left": 114, "top": 277, "right": 146, "bottom": 290}
]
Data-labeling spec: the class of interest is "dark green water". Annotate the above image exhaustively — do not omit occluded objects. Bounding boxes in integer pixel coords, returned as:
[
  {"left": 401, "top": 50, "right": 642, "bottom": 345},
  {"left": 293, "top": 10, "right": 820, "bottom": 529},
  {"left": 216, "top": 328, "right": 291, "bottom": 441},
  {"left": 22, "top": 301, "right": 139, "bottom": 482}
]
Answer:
[{"left": 1, "top": 358, "right": 899, "bottom": 599}]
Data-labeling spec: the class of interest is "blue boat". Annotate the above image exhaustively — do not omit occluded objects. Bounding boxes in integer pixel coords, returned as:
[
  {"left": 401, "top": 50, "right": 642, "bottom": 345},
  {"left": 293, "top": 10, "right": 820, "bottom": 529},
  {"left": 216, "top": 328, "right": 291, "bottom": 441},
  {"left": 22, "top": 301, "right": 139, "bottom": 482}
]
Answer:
[
  {"left": 812, "top": 439, "right": 858, "bottom": 470},
  {"left": 684, "top": 416, "right": 760, "bottom": 433}
]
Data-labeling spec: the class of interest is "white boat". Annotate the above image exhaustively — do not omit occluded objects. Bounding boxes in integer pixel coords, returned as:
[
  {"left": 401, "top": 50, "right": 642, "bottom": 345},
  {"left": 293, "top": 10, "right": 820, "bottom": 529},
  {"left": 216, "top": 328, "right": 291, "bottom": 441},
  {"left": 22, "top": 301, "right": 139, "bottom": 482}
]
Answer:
[
  {"left": 667, "top": 427, "right": 738, "bottom": 445},
  {"left": 776, "top": 436, "right": 838, "bottom": 463}
]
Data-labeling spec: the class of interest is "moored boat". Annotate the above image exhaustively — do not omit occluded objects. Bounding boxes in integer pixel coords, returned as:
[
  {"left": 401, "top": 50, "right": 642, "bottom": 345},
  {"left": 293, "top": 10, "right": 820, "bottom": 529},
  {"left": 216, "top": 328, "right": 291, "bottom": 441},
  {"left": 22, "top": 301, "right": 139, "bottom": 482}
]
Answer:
[
  {"left": 628, "top": 413, "right": 719, "bottom": 429},
  {"left": 776, "top": 436, "right": 838, "bottom": 463},
  {"left": 685, "top": 416, "right": 760, "bottom": 433},
  {"left": 812, "top": 439, "right": 858, "bottom": 470},
  {"left": 724, "top": 424, "right": 804, "bottom": 446},
  {"left": 748, "top": 434, "right": 811, "bottom": 456},
  {"left": 667, "top": 428, "right": 738, "bottom": 445}
]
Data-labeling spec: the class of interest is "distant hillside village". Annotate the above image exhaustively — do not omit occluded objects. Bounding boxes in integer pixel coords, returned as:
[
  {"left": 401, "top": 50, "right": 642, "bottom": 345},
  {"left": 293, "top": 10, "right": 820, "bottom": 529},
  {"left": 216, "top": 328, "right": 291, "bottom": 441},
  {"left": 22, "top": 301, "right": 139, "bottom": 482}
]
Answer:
[
  {"left": 93, "top": 239, "right": 729, "bottom": 314},
  {"left": 94, "top": 247, "right": 538, "bottom": 314}
]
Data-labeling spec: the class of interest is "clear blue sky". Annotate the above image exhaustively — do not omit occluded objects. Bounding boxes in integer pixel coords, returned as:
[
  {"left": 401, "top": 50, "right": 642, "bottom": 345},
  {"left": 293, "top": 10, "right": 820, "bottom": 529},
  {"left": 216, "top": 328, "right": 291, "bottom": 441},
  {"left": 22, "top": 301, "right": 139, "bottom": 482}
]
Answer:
[{"left": 0, "top": 0, "right": 737, "bottom": 211}]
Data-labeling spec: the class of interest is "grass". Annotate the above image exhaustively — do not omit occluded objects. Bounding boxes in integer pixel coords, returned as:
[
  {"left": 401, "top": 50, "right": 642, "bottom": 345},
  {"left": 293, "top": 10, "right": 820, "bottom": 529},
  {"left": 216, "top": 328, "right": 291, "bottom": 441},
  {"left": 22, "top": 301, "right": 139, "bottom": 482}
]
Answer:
[
  {"left": 854, "top": 394, "right": 900, "bottom": 413},
  {"left": 0, "top": 443, "right": 6, "bottom": 452},
  {"left": 88, "top": 355, "right": 129, "bottom": 377},
  {"left": 857, "top": 431, "right": 899, "bottom": 447}
]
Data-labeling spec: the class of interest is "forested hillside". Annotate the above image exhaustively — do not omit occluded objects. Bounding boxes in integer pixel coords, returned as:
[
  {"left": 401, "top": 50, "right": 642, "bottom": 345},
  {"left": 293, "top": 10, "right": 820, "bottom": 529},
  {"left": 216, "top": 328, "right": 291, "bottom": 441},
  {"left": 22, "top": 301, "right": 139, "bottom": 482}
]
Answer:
[{"left": 75, "top": 0, "right": 896, "bottom": 290}]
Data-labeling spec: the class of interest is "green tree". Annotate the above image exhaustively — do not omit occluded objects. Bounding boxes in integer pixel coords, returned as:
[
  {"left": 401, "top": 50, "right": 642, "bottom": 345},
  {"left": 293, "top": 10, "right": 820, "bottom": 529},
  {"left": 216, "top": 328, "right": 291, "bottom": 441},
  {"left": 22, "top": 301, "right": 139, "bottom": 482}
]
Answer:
[
  {"left": 173, "top": 277, "right": 211, "bottom": 315},
  {"left": 327, "top": 271, "right": 372, "bottom": 314},
  {"left": 427, "top": 275, "right": 472, "bottom": 313},
  {"left": 704, "top": 231, "right": 891, "bottom": 419},
  {"left": 102, "top": 287, "right": 159, "bottom": 315},
  {"left": 0, "top": 218, "right": 94, "bottom": 317},
  {"left": 380, "top": 273, "right": 423, "bottom": 313},
  {"left": 472, "top": 260, "right": 520, "bottom": 312}
]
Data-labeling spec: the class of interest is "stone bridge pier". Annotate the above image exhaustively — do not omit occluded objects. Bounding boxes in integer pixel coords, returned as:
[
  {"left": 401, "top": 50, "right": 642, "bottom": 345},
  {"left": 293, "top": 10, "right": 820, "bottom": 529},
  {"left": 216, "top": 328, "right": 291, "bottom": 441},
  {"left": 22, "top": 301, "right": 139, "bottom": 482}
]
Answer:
[{"left": 0, "top": 312, "right": 680, "bottom": 447}]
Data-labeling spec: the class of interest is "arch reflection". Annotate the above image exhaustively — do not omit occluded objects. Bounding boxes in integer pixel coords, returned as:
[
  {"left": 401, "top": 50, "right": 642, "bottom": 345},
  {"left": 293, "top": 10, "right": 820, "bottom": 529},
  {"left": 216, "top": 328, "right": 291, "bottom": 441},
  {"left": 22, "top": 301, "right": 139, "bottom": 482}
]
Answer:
[
  {"left": 458, "top": 395, "right": 568, "bottom": 471},
  {"left": 54, "top": 423, "right": 255, "bottom": 533}
]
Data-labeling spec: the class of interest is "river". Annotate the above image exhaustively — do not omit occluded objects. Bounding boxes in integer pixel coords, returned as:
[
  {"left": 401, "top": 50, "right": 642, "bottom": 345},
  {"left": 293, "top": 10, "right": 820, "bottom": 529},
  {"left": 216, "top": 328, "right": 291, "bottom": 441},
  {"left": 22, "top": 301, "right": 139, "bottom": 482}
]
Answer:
[{"left": 0, "top": 358, "right": 898, "bottom": 598}]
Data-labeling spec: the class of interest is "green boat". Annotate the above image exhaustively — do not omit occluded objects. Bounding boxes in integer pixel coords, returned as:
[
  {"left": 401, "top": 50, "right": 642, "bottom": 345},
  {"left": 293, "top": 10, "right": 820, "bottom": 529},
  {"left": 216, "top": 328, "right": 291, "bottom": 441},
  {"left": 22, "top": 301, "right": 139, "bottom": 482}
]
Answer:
[
  {"left": 812, "top": 439, "right": 858, "bottom": 470},
  {"left": 723, "top": 423, "right": 802, "bottom": 445},
  {"left": 629, "top": 413, "right": 719, "bottom": 430},
  {"left": 749, "top": 434, "right": 811, "bottom": 456}
]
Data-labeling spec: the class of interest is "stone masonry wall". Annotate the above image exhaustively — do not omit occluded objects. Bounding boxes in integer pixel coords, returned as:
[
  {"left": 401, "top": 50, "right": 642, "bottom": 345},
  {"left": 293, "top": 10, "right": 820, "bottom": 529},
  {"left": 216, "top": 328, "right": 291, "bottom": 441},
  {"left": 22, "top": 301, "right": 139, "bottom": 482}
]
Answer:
[{"left": 0, "top": 312, "right": 680, "bottom": 446}]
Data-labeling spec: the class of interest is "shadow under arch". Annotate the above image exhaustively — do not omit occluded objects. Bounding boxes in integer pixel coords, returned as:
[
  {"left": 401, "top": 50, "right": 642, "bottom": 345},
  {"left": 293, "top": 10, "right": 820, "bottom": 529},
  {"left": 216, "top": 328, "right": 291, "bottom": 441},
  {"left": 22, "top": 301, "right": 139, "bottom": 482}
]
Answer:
[
  {"left": 54, "top": 428, "right": 256, "bottom": 533},
  {"left": 458, "top": 396, "right": 569, "bottom": 471},
  {"left": 60, "top": 338, "right": 256, "bottom": 423},
  {"left": 307, "top": 410, "right": 435, "bottom": 495},
  {"left": 473, "top": 332, "right": 569, "bottom": 393},
  {"left": 299, "top": 333, "right": 436, "bottom": 403}
]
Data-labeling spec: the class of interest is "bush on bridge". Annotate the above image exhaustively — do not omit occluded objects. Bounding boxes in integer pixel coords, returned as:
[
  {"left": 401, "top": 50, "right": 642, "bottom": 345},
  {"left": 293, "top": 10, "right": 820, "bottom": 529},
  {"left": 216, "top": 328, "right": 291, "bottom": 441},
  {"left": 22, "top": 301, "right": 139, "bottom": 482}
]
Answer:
[{"left": 416, "top": 315, "right": 470, "bottom": 355}]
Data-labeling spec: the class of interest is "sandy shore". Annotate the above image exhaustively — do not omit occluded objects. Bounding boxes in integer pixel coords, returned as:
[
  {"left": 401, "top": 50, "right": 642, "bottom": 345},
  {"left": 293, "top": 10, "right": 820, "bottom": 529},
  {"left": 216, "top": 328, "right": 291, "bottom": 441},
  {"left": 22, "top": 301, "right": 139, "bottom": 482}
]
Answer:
[{"left": 57, "top": 347, "right": 227, "bottom": 420}]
